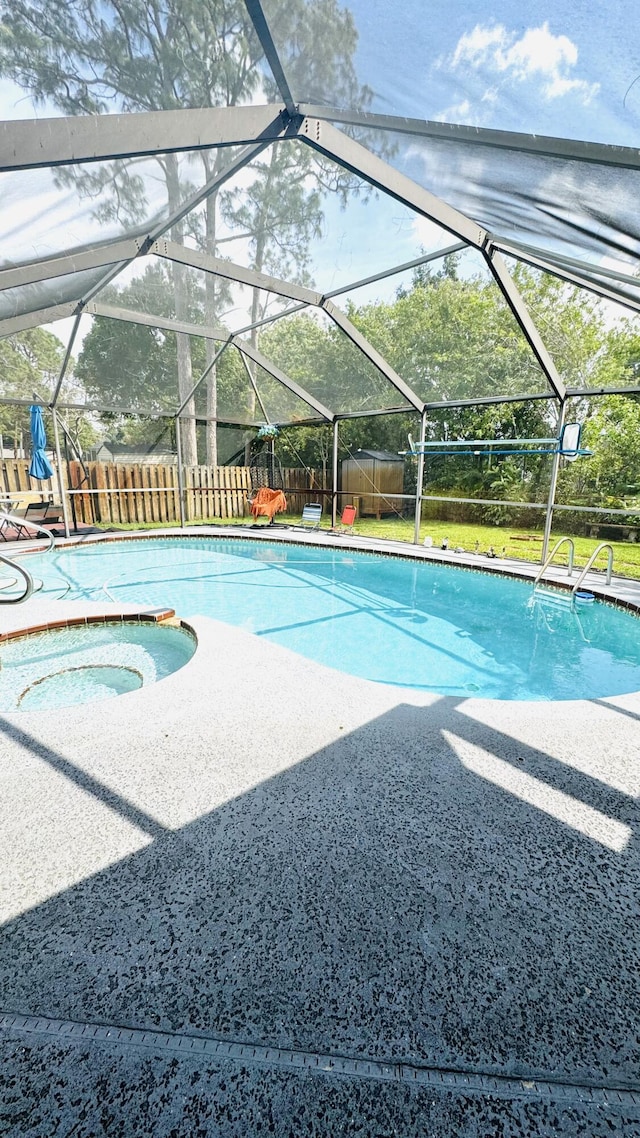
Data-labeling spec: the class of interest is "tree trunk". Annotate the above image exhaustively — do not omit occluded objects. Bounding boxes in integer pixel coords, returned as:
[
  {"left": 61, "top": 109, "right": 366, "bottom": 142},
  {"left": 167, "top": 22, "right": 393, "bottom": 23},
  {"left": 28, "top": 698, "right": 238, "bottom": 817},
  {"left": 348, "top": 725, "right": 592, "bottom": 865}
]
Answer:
[
  {"left": 165, "top": 153, "right": 198, "bottom": 466},
  {"left": 247, "top": 145, "right": 282, "bottom": 425},
  {"left": 203, "top": 157, "right": 219, "bottom": 467}
]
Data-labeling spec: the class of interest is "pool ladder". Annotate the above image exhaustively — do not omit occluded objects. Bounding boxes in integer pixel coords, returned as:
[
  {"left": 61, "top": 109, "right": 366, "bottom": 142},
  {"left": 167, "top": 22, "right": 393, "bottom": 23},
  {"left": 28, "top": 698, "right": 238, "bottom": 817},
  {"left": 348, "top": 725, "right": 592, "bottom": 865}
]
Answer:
[
  {"left": 532, "top": 538, "right": 614, "bottom": 608},
  {"left": 0, "top": 510, "right": 55, "bottom": 604}
]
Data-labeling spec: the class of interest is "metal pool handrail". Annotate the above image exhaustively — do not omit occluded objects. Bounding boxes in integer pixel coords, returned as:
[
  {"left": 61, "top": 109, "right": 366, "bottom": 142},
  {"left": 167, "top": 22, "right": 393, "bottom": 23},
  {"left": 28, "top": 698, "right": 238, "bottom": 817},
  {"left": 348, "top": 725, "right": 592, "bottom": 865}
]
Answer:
[
  {"left": 533, "top": 536, "right": 575, "bottom": 587},
  {"left": 572, "top": 543, "right": 614, "bottom": 592},
  {"left": 0, "top": 510, "right": 55, "bottom": 553},
  {"left": 0, "top": 511, "right": 55, "bottom": 604},
  {"left": 0, "top": 551, "right": 34, "bottom": 604}
]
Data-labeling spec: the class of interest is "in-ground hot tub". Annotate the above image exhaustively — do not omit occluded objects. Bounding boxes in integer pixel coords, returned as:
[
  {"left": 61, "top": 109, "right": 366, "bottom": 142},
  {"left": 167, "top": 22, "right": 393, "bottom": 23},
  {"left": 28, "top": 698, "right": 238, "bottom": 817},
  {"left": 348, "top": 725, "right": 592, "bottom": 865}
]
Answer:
[{"left": 0, "top": 616, "right": 196, "bottom": 712}]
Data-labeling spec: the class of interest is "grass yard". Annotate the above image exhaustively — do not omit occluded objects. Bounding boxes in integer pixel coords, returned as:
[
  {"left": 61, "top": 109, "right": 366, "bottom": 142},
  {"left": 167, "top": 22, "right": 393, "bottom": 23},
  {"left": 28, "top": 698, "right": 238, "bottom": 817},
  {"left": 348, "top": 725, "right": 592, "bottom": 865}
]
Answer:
[{"left": 101, "top": 513, "right": 640, "bottom": 579}]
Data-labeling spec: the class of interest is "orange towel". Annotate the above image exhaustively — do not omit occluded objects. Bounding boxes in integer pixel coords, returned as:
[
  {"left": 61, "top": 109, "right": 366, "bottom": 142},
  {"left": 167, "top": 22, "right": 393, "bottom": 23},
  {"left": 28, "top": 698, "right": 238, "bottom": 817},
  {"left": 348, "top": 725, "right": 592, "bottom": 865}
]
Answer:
[{"left": 251, "top": 487, "right": 287, "bottom": 521}]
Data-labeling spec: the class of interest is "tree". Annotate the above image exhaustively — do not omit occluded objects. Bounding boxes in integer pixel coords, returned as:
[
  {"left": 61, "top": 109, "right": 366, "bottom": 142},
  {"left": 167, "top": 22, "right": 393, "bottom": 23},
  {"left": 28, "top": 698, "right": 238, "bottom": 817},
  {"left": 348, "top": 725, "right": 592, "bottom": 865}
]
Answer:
[
  {"left": 75, "top": 261, "right": 254, "bottom": 456},
  {"left": 75, "top": 262, "right": 205, "bottom": 416},
  {"left": 0, "top": 328, "right": 64, "bottom": 452},
  {"left": 512, "top": 264, "right": 629, "bottom": 392},
  {"left": 260, "top": 261, "right": 640, "bottom": 510},
  {"left": 557, "top": 394, "right": 640, "bottom": 508}
]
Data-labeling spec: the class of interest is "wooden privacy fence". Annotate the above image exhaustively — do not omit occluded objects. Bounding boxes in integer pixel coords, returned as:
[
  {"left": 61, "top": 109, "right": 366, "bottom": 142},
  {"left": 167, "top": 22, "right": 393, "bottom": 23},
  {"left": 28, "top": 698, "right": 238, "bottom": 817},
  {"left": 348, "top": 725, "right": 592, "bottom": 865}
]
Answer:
[
  {"left": 1, "top": 457, "right": 58, "bottom": 504},
  {"left": 69, "top": 460, "right": 181, "bottom": 526},
  {"left": 0, "top": 458, "right": 324, "bottom": 527}
]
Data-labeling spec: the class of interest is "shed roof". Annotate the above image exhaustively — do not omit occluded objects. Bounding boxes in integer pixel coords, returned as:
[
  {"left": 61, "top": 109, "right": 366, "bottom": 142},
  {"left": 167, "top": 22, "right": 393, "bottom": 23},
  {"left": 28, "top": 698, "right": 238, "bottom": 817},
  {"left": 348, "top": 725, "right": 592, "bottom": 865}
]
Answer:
[{"left": 352, "top": 449, "right": 403, "bottom": 463}]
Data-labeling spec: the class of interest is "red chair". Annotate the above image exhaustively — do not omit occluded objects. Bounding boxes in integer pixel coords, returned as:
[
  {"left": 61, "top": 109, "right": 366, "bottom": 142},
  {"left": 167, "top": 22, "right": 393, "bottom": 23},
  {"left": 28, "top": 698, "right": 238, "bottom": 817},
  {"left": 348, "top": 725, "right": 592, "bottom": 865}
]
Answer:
[{"left": 333, "top": 504, "right": 356, "bottom": 533}]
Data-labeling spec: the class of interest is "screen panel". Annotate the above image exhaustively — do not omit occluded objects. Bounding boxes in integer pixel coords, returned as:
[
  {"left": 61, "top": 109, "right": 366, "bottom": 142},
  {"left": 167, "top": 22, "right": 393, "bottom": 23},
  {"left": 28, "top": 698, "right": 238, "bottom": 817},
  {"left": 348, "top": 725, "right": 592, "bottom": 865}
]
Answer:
[
  {"left": 330, "top": 247, "right": 554, "bottom": 405},
  {"left": 257, "top": 306, "right": 414, "bottom": 415}
]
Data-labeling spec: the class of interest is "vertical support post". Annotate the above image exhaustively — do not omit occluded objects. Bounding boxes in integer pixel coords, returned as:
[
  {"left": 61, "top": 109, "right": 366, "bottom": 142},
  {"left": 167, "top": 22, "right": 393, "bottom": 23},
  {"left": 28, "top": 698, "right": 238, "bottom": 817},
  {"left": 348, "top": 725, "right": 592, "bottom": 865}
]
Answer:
[
  {"left": 542, "top": 402, "right": 566, "bottom": 563},
  {"left": 413, "top": 409, "right": 428, "bottom": 545},
  {"left": 51, "top": 409, "right": 71, "bottom": 538},
  {"left": 331, "top": 419, "right": 339, "bottom": 527},
  {"left": 175, "top": 415, "right": 186, "bottom": 529}
]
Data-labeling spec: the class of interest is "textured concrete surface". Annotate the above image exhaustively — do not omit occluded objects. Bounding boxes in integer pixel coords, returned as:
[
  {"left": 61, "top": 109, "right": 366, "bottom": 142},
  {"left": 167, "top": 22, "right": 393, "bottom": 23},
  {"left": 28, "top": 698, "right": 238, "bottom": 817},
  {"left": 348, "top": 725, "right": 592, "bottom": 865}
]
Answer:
[
  {"left": 2, "top": 1031, "right": 639, "bottom": 1137},
  {"left": 0, "top": 532, "right": 639, "bottom": 1135}
]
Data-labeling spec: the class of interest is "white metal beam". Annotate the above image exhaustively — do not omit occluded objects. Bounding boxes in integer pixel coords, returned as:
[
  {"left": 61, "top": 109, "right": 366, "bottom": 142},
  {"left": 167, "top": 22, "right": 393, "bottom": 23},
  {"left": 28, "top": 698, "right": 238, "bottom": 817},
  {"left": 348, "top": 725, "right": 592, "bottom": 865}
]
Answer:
[
  {"left": 0, "top": 303, "right": 77, "bottom": 338},
  {"left": 85, "top": 299, "right": 333, "bottom": 419},
  {"left": 245, "top": 0, "right": 297, "bottom": 114},
  {"left": 298, "top": 105, "right": 640, "bottom": 170},
  {"left": 236, "top": 338, "right": 335, "bottom": 422},
  {"left": 493, "top": 240, "right": 640, "bottom": 315},
  {"left": 176, "top": 340, "right": 232, "bottom": 416},
  {"left": 51, "top": 314, "right": 82, "bottom": 407},
  {"left": 153, "top": 238, "right": 425, "bottom": 413},
  {"left": 80, "top": 138, "right": 281, "bottom": 306},
  {"left": 0, "top": 392, "right": 267, "bottom": 424},
  {"left": 0, "top": 239, "right": 143, "bottom": 292},
  {"left": 497, "top": 237, "right": 640, "bottom": 289},
  {"left": 237, "top": 347, "right": 271, "bottom": 424},
  {"left": 325, "top": 243, "right": 467, "bottom": 299},
  {"left": 152, "top": 240, "right": 322, "bottom": 305},
  {"left": 0, "top": 105, "right": 290, "bottom": 172},
  {"left": 86, "top": 301, "right": 228, "bottom": 341},
  {"left": 485, "top": 249, "right": 566, "bottom": 402}
]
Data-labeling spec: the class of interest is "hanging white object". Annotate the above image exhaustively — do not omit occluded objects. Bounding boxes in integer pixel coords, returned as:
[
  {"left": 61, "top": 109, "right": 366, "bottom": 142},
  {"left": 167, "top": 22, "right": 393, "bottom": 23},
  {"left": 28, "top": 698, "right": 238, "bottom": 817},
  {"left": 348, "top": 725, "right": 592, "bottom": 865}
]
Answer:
[{"left": 560, "top": 422, "right": 582, "bottom": 460}]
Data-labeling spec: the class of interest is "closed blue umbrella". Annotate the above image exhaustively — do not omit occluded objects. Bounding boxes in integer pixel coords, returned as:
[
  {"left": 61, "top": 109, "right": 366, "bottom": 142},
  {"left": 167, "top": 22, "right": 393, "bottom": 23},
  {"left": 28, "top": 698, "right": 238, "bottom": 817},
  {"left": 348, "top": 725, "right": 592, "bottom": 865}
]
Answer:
[{"left": 28, "top": 404, "right": 54, "bottom": 480}]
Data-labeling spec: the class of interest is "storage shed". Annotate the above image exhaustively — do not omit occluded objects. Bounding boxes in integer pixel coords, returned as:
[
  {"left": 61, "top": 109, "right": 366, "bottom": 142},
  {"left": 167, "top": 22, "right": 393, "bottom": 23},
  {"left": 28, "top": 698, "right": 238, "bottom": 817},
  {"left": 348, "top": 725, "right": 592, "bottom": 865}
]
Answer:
[
  {"left": 341, "top": 449, "right": 404, "bottom": 518},
  {"left": 95, "top": 442, "right": 177, "bottom": 465}
]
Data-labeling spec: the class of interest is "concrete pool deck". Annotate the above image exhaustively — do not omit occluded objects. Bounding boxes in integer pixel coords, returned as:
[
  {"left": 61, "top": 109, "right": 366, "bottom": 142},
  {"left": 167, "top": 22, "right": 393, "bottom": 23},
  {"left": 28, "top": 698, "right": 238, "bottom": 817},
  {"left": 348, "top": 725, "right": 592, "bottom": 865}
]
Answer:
[{"left": 0, "top": 529, "right": 639, "bottom": 1136}]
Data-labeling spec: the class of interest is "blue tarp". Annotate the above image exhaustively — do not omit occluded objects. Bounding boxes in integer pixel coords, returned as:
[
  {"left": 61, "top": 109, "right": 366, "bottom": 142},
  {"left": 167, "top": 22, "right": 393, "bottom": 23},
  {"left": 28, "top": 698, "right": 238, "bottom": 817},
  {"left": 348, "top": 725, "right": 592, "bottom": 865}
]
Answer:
[{"left": 28, "top": 404, "right": 54, "bottom": 480}]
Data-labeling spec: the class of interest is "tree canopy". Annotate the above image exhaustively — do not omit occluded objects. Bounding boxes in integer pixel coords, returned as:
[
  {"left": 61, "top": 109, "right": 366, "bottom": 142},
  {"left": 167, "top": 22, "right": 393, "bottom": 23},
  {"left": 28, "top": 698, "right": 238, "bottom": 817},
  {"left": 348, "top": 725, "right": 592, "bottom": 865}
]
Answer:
[{"left": 0, "top": 327, "right": 64, "bottom": 449}]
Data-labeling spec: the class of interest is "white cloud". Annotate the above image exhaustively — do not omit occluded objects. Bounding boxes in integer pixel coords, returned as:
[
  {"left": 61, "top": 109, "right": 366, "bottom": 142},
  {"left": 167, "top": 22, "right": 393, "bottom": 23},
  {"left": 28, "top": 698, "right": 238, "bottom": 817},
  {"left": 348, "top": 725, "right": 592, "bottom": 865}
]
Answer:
[
  {"left": 451, "top": 25, "right": 506, "bottom": 70},
  {"left": 441, "top": 21, "right": 599, "bottom": 108},
  {"left": 481, "top": 88, "right": 499, "bottom": 106},
  {"left": 439, "top": 98, "right": 472, "bottom": 122}
]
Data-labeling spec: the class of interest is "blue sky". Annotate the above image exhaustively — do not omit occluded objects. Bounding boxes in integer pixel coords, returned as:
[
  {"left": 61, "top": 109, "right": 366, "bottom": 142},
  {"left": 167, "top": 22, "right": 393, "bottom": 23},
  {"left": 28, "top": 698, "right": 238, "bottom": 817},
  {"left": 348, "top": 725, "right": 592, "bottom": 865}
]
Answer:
[{"left": 342, "top": 0, "right": 640, "bottom": 146}]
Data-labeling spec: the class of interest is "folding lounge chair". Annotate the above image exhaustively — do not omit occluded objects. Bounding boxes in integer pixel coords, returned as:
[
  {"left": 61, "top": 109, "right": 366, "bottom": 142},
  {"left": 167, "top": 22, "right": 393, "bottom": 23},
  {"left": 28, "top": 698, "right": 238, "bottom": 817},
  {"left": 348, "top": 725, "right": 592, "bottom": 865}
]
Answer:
[
  {"left": 299, "top": 503, "right": 322, "bottom": 528},
  {"left": 333, "top": 504, "right": 356, "bottom": 534},
  {"left": 1, "top": 500, "right": 62, "bottom": 540}
]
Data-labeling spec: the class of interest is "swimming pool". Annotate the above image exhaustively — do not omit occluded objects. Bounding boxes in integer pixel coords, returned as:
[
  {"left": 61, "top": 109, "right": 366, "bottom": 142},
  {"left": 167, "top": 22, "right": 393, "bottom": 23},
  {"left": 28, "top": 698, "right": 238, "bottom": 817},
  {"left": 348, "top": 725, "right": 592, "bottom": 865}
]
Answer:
[{"left": 24, "top": 535, "right": 640, "bottom": 700}]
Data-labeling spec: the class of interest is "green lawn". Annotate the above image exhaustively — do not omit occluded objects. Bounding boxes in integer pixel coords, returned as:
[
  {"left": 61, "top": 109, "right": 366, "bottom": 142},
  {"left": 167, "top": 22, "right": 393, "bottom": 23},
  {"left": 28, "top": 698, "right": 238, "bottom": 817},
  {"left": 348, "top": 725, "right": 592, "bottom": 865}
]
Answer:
[
  {"left": 353, "top": 518, "right": 640, "bottom": 578},
  {"left": 99, "top": 514, "right": 640, "bottom": 579}
]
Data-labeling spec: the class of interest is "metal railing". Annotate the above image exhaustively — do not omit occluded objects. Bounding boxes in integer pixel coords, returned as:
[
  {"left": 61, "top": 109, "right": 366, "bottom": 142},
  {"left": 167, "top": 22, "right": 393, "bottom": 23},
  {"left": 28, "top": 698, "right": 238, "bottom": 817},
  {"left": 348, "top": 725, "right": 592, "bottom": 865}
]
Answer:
[
  {"left": 0, "top": 551, "right": 34, "bottom": 604},
  {"left": 572, "top": 543, "right": 614, "bottom": 594},
  {"left": 0, "top": 511, "right": 55, "bottom": 604},
  {"left": 533, "top": 536, "right": 575, "bottom": 587},
  {"left": 0, "top": 509, "right": 55, "bottom": 552}
]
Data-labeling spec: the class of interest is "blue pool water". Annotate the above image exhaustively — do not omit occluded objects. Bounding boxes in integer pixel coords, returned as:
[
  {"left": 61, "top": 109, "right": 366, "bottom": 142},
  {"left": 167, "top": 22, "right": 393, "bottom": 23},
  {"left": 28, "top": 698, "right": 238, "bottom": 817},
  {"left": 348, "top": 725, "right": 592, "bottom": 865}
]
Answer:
[
  {"left": 21, "top": 536, "right": 640, "bottom": 701},
  {"left": 0, "top": 621, "right": 195, "bottom": 712}
]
